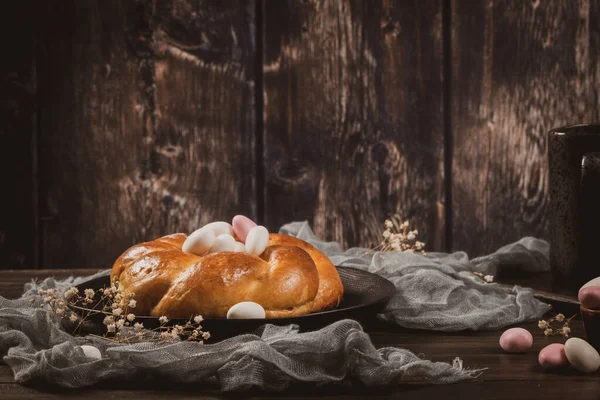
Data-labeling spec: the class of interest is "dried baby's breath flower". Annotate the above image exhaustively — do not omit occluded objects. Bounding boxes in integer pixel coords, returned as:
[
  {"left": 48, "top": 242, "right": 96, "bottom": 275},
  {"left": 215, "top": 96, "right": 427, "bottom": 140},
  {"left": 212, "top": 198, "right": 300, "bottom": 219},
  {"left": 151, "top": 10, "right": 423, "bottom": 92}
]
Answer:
[
  {"left": 64, "top": 288, "right": 77, "bottom": 300},
  {"left": 371, "top": 215, "right": 426, "bottom": 255},
  {"left": 160, "top": 331, "right": 172, "bottom": 340},
  {"left": 537, "top": 307, "right": 576, "bottom": 337},
  {"left": 32, "top": 279, "right": 210, "bottom": 344},
  {"left": 471, "top": 271, "right": 495, "bottom": 284}
]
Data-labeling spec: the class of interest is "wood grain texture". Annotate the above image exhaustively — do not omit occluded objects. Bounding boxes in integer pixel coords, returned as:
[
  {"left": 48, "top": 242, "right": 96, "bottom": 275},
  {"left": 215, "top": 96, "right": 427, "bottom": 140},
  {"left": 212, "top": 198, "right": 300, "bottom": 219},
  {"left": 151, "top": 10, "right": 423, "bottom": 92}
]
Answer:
[
  {"left": 451, "top": 0, "right": 600, "bottom": 256},
  {"left": 262, "top": 0, "right": 445, "bottom": 250},
  {"left": 0, "top": 0, "right": 36, "bottom": 268},
  {"left": 1, "top": 382, "right": 600, "bottom": 400},
  {"left": 36, "top": 1, "right": 255, "bottom": 269}
]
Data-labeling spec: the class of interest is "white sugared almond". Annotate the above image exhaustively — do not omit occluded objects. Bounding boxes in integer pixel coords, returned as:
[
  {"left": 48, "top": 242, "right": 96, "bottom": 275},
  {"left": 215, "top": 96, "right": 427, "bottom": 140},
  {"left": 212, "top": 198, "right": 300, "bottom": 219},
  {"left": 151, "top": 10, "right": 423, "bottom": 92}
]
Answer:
[
  {"left": 245, "top": 225, "right": 269, "bottom": 256},
  {"left": 565, "top": 338, "right": 600, "bottom": 373},
  {"left": 233, "top": 241, "right": 246, "bottom": 252},
  {"left": 209, "top": 233, "right": 236, "bottom": 253},
  {"left": 226, "top": 301, "right": 266, "bottom": 319},
  {"left": 182, "top": 227, "right": 215, "bottom": 255},
  {"left": 79, "top": 345, "right": 102, "bottom": 359},
  {"left": 182, "top": 222, "right": 234, "bottom": 256},
  {"left": 201, "top": 221, "right": 234, "bottom": 237}
]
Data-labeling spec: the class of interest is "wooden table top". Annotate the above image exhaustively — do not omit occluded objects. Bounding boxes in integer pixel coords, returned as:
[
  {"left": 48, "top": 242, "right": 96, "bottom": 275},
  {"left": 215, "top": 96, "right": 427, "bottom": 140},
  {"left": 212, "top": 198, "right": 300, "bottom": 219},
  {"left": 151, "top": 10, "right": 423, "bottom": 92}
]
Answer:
[{"left": 0, "top": 269, "right": 597, "bottom": 399}]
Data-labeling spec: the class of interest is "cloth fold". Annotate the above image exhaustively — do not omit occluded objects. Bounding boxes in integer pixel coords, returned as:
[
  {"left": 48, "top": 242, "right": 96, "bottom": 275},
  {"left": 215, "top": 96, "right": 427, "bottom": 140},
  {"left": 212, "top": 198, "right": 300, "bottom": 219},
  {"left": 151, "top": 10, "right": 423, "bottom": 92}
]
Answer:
[
  {"left": 0, "top": 221, "right": 551, "bottom": 390},
  {"left": 280, "top": 221, "right": 550, "bottom": 331}
]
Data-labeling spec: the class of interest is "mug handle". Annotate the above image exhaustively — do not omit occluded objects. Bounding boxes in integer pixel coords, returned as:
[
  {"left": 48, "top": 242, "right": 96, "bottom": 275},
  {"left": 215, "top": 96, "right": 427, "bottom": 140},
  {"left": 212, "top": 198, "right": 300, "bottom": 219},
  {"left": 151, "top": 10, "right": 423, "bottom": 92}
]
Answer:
[{"left": 580, "top": 152, "right": 600, "bottom": 282}]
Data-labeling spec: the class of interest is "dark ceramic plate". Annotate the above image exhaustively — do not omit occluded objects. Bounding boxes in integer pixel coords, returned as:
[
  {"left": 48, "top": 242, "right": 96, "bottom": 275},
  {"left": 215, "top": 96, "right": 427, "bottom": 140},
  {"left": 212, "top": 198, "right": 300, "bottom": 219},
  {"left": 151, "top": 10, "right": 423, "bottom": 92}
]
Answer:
[{"left": 68, "top": 267, "right": 396, "bottom": 341}]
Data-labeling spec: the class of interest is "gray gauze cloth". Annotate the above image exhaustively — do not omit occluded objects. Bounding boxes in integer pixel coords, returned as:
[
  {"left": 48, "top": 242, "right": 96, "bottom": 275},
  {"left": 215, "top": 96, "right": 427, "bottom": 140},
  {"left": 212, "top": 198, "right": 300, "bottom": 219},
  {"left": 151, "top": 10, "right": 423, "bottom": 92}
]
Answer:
[
  {"left": 0, "top": 221, "right": 550, "bottom": 391},
  {"left": 281, "top": 221, "right": 550, "bottom": 331}
]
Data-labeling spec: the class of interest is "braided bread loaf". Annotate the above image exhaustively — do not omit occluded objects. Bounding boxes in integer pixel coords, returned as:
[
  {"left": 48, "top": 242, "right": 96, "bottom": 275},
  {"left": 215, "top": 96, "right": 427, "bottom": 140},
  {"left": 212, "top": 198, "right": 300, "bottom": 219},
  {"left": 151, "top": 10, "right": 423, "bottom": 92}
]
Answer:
[{"left": 110, "top": 233, "right": 343, "bottom": 318}]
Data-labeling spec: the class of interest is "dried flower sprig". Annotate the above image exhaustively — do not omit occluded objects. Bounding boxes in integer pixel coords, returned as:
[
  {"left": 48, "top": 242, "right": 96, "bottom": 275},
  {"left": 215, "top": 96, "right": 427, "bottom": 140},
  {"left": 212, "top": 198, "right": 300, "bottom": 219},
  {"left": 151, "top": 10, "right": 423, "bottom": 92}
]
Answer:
[
  {"left": 472, "top": 271, "right": 494, "bottom": 284},
  {"left": 31, "top": 283, "right": 210, "bottom": 344},
  {"left": 537, "top": 309, "right": 576, "bottom": 338},
  {"left": 371, "top": 215, "right": 425, "bottom": 255}
]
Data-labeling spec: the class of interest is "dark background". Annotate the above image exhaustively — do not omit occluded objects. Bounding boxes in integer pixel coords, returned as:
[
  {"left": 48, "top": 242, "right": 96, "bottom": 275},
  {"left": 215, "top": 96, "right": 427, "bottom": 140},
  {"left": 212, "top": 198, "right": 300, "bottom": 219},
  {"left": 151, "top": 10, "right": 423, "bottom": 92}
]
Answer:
[{"left": 1, "top": 0, "right": 599, "bottom": 269}]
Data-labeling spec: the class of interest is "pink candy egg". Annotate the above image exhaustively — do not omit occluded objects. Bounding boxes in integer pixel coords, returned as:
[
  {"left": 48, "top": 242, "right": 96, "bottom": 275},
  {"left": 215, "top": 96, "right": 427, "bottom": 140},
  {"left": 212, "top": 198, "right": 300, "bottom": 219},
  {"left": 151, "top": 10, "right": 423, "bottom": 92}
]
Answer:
[
  {"left": 579, "top": 286, "right": 600, "bottom": 310},
  {"left": 538, "top": 343, "right": 568, "bottom": 368},
  {"left": 499, "top": 328, "right": 533, "bottom": 353},
  {"left": 232, "top": 215, "right": 258, "bottom": 243}
]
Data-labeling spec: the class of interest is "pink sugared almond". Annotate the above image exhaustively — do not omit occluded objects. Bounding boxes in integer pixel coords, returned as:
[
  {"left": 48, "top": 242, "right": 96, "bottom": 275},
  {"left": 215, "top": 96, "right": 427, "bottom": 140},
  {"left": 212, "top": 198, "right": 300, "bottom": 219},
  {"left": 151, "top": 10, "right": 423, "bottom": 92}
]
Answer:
[
  {"left": 538, "top": 343, "right": 568, "bottom": 368},
  {"left": 499, "top": 328, "right": 533, "bottom": 353},
  {"left": 579, "top": 286, "right": 600, "bottom": 310},
  {"left": 232, "top": 215, "right": 258, "bottom": 243}
]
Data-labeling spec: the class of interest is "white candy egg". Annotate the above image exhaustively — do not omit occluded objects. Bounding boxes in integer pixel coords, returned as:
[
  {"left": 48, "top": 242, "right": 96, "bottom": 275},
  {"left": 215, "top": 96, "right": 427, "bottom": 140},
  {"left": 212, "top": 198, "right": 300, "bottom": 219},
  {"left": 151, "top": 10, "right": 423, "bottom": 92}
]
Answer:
[
  {"left": 202, "top": 221, "right": 234, "bottom": 237},
  {"left": 245, "top": 225, "right": 269, "bottom": 256},
  {"left": 79, "top": 345, "right": 102, "bottom": 359},
  {"left": 182, "top": 227, "right": 215, "bottom": 255},
  {"left": 565, "top": 337, "right": 600, "bottom": 373},
  {"left": 226, "top": 301, "right": 266, "bottom": 319},
  {"left": 209, "top": 233, "right": 236, "bottom": 253},
  {"left": 233, "top": 241, "right": 246, "bottom": 252}
]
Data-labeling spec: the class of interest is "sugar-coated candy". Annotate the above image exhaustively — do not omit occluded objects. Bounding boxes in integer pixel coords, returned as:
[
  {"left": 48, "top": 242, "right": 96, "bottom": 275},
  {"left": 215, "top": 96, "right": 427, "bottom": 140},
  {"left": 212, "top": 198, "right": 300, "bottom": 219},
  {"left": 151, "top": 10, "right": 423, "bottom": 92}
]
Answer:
[
  {"left": 232, "top": 215, "right": 258, "bottom": 243},
  {"left": 499, "top": 328, "right": 533, "bottom": 353},
  {"left": 209, "top": 233, "right": 236, "bottom": 253},
  {"left": 202, "top": 221, "right": 234, "bottom": 237},
  {"left": 79, "top": 345, "right": 102, "bottom": 359},
  {"left": 538, "top": 343, "right": 568, "bottom": 368},
  {"left": 182, "top": 227, "right": 215, "bottom": 255},
  {"left": 245, "top": 226, "right": 269, "bottom": 256},
  {"left": 564, "top": 337, "right": 600, "bottom": 373},
  {"left": 579, "top": 286, "right": 600, "bottom": 309},
  {"left": 233, "top": 241, "right": 246, "bottom": 252},
  {"left": 226, "top": 301, "right": 266, "bottom": 319}
]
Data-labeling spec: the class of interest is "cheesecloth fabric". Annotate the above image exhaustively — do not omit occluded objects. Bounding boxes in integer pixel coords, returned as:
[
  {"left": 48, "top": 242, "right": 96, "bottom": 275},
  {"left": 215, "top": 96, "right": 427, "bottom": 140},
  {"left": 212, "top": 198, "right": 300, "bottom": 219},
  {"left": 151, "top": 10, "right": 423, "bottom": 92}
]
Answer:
[{"left": 0, "top": 221, "right": 550, "bottom": 391}]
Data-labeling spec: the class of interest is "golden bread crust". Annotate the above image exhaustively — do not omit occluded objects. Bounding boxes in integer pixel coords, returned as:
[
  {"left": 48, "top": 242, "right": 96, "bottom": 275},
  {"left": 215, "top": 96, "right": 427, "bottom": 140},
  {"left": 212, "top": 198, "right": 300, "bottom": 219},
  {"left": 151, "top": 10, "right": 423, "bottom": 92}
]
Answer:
[{"left": 111, "top": 233, "right": 343, "bottom": 318}]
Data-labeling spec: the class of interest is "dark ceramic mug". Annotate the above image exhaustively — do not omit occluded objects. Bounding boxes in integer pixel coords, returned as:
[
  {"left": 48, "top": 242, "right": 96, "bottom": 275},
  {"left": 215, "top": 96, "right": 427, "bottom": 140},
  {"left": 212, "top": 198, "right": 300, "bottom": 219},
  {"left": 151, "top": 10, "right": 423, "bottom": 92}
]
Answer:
[{"left": 548, "top": 124, "right": 600, "bottom": 290}]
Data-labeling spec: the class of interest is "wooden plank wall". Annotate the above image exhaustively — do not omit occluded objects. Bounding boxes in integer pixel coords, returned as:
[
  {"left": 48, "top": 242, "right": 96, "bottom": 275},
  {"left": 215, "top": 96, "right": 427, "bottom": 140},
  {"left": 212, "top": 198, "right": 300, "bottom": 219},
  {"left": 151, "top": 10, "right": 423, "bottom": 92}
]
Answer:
[
  {"left": 36, "top": 0, "right": 255, "bottom": 269},
  {"left": 0, "top": 1, "right": 37, "bottom": 268},
  {"left": 263, "top": 0, "right": 445, "bottom": 250},
  {"left": 0, "top": 0, "right": 599, "bottom": 269},
  {"left": 451, "top": 0, "right": 600, "bottom": 255}
]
